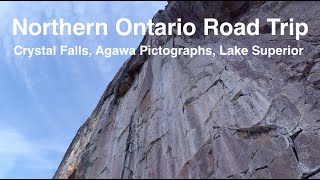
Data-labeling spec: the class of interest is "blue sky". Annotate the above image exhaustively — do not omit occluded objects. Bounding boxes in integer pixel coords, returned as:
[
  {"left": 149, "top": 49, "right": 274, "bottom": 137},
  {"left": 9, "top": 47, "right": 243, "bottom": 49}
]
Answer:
[{"left": 0, "top": 1, "right": 167, "bottom": 178}]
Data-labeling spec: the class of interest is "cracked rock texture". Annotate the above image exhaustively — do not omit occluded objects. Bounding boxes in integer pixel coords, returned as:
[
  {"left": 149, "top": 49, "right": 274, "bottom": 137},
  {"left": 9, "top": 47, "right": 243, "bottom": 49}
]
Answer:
[{"left": 54, "top": 1, "right": 320, "bottom": 179}]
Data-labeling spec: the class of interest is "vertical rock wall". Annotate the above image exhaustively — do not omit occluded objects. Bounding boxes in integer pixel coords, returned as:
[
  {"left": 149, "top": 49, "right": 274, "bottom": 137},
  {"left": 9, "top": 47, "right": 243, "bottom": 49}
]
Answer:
[{"left": 54, "top": 1, "right": 320, "bottom": 179}]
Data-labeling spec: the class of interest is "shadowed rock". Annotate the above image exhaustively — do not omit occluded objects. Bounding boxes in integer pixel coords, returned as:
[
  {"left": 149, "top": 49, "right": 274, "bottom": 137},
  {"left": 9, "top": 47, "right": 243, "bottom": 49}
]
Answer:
[{"left": 54, "top": 1, "right": 320, "bottom": 179}]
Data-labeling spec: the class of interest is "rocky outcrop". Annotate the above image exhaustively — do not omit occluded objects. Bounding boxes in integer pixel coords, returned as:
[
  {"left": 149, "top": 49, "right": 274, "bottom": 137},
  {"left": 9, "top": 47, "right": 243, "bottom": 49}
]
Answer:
[{"left": 54, "top": 1, "right": 320, "bottom": 179}]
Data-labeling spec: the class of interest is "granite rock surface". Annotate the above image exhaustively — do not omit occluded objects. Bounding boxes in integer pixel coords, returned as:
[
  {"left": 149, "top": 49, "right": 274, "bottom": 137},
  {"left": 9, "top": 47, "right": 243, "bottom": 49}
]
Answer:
[{"left": 54, "top": 1, "right": 320, "bottom": 179}]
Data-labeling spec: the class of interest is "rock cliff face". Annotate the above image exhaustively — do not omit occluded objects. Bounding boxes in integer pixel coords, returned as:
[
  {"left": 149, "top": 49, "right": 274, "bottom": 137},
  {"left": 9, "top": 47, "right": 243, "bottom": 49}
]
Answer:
[{"left": 54, "top": 1, "right": 320, "bottom": 179}]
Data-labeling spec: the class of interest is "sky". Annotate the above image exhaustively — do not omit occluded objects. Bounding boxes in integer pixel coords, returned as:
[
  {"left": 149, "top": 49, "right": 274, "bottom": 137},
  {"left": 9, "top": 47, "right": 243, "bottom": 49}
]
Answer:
[{"left": 0, "top": 1, "right": 167, "bottom": 178}]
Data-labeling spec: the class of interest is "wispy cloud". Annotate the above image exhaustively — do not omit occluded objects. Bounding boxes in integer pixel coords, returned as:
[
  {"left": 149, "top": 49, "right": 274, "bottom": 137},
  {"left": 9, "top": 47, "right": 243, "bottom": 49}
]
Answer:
[
  {"left": 0, "top": 126, "right": 65, "bottom": 178},
  {"left": 0, "top": 1, "right": 166, "bottom": 178}
]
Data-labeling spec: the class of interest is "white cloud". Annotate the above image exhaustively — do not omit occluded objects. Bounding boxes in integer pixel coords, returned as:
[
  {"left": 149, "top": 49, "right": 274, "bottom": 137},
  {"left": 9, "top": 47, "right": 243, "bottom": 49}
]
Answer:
[
  {"left": 0, "top": 1, "right": 167, "bottom": 178},
  {"left": 0, "top": 126, "right": 65, "bottom": 178}
]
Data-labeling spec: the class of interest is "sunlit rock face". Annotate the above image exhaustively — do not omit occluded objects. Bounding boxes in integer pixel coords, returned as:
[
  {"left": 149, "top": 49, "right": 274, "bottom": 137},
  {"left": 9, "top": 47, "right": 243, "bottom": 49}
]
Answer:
[{"left": 54, "top": 1, "right": 320, "bottom": 179}]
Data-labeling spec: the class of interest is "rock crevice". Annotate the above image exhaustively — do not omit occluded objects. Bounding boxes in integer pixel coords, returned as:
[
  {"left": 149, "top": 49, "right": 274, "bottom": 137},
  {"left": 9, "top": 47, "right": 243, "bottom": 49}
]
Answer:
[{"left": 54, "top": 1, "right": 320, "bottom": 179}]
